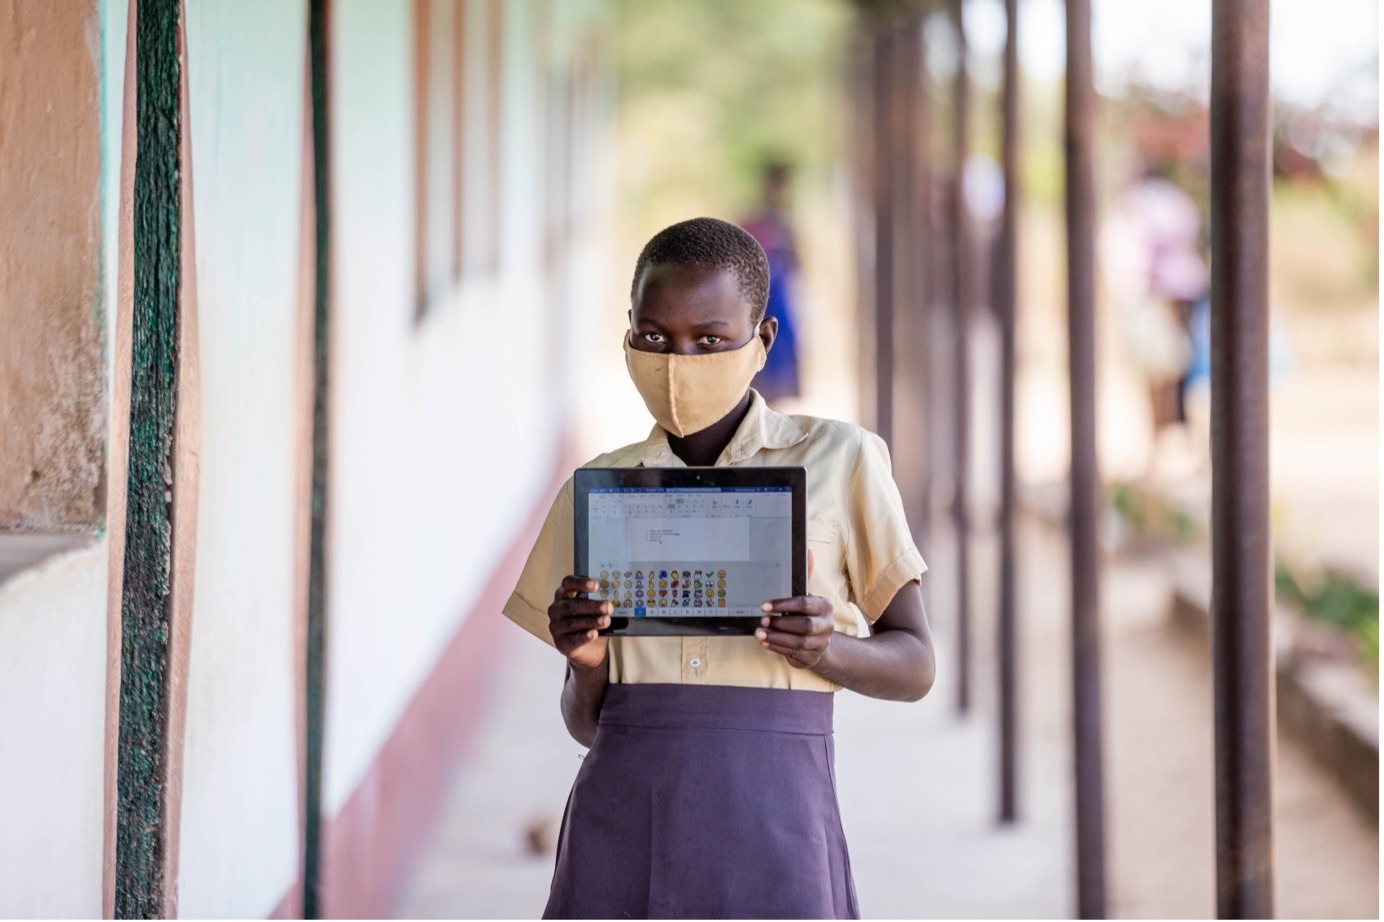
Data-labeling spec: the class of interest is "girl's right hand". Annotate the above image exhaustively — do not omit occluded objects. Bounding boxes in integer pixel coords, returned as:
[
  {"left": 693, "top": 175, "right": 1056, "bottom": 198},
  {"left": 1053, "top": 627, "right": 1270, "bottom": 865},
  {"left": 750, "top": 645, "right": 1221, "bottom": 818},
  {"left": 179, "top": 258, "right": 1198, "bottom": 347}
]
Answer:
[{"left": 548, "top": 575, "right": 610, "bottom": 672}]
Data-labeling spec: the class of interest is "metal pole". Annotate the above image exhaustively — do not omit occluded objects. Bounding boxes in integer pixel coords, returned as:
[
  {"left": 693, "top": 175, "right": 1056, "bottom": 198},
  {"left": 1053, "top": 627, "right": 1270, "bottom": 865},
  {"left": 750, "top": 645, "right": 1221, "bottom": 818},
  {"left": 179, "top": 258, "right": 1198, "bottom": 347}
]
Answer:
[
  {"left": 873, "top": 22, "right": 896, "bottom": 449},
  {"left": 895, "top": 13, "right": 929, "bottom": 536},
  {"left": 891, "top": 16, "right": 911, "bottom": 409},
  {"left": 849, "top": 31, "right": 874, "bottom": 427},
  {"left": 951, "top": 0, "right": 972, "bottom": 715},
  {"left": 895, "top": 20, "right": 918, "bottom": 328},
  {"left": 913, "top": 11, "right": 934, "bottom": 545},
  {"left": 1064, "top": 0, "right": 1106, "bottom": 915},
  {"left": 304, "top": 0, "right": 332, "bottom": 915},
  {"left": 997, "top": 0, "right": 1019, "bottom": 825},
  {"left": 1210, "top": 1, "right": 1275, "bottom": 916}
]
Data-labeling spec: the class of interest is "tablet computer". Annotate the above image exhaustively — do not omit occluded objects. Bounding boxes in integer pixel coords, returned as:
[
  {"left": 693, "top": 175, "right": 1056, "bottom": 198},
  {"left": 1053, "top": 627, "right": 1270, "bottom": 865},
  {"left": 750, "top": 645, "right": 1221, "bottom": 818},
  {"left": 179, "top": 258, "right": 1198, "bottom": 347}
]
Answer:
[{"left": 573, "top": 467, "right": 807, "bottom": 636}]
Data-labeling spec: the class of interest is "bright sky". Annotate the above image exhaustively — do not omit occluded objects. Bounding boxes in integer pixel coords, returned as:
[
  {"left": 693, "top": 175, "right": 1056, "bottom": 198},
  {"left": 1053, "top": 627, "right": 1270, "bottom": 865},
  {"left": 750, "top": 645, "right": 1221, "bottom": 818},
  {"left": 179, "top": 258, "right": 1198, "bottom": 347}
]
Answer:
[{"left": 963, "top": 0, "right": 1379, "bottom": 123}]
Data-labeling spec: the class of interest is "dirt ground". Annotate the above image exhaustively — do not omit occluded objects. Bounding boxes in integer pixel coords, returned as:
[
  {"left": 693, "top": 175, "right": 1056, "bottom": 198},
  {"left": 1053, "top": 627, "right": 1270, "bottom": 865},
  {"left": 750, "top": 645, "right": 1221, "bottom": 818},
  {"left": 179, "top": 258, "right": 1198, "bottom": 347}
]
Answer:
[{"left": 1005, "top": 515, "right": 1380, "bottom": 919}]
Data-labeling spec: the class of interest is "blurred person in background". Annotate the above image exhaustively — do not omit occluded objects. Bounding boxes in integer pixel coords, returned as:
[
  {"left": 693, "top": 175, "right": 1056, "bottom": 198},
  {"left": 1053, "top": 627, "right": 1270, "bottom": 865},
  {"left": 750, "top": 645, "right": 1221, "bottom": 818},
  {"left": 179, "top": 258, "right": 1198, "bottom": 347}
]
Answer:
[
  {"left": 742, "top": 159, "right": 804, "bottom": 402},
  {"left": 1101, "top": 161, "right": 1208, "bottom": 467}
]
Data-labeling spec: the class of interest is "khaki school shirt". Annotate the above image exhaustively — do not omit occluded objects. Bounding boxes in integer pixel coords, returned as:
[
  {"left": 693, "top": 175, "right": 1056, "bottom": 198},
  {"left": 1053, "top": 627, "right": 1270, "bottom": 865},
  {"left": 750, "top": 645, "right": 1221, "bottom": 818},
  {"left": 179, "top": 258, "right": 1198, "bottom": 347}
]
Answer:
[{"left": 501, "top": 391, "right": 928, "bottom": 692}]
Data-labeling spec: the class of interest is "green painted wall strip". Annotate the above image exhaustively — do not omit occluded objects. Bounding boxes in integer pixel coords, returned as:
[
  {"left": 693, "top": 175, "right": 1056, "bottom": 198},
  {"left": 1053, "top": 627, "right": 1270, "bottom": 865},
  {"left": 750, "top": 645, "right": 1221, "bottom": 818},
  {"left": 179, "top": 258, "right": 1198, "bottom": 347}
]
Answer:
[
  {"left": 116, "top": 0, "right": 182, "bottom": 916},
  {"left": 303, "top": 0, "right": 331, "bottom": 916}
]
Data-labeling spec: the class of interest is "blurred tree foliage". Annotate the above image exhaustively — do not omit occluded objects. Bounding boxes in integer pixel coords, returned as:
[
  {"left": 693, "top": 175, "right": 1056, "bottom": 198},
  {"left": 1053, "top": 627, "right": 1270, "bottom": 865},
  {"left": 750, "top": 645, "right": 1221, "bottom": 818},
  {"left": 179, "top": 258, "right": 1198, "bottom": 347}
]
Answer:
[{"left": 613, "top": 0, "right": 852, "bottom": 239}]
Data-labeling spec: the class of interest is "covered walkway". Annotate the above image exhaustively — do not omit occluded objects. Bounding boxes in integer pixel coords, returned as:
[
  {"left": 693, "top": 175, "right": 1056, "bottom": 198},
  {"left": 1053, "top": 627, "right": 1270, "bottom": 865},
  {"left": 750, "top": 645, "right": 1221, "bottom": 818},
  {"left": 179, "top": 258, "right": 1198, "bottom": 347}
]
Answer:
[
  {"left": 398, "top": 510, "right": 1378, "bottom": 918},
  {"left": 1, "top": 0, "right": 1376, "bottom": 917}
]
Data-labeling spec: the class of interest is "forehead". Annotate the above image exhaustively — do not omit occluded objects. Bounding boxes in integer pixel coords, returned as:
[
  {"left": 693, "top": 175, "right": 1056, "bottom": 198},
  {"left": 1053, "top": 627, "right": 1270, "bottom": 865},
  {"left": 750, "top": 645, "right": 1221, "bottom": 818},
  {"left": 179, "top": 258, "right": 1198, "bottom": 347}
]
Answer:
[{"left": 631, "top": 262, "right": 752, "bottom": 325}]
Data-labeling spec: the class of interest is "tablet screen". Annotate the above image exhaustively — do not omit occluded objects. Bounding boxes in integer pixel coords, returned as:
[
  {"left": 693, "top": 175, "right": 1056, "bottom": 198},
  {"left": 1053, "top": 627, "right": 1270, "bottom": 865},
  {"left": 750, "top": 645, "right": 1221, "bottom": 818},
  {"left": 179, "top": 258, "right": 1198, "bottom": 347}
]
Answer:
[{"left": 588, "top": 486, "right": 793, "bottom": 618}]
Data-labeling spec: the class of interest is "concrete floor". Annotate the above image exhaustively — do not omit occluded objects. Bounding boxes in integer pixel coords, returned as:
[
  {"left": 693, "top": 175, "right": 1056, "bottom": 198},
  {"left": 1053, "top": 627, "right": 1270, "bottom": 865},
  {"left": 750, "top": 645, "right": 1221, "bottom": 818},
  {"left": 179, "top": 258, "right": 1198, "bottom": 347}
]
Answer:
[
  {"left": 393, "top": 510, "right": 1378, "bottom": 919},
  {"left": 393, "top": 519, "right": 1074, "bottom": 920}
]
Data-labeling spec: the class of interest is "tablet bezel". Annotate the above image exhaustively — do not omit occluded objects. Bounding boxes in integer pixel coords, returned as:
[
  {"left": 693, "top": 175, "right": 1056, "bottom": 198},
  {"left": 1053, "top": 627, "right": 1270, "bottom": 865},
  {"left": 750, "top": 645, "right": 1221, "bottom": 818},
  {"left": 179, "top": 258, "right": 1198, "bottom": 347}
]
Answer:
[{"left": 574, "top": 466, "right": 807, "bottom": 636}]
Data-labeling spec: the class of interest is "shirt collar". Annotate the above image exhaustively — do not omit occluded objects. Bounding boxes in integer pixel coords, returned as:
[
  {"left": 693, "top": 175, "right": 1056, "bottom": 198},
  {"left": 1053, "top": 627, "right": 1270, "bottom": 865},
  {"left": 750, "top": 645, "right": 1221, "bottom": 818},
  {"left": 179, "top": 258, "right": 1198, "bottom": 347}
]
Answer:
[{"left": 620, "top": 389, "right": 808, "bottom": 468}]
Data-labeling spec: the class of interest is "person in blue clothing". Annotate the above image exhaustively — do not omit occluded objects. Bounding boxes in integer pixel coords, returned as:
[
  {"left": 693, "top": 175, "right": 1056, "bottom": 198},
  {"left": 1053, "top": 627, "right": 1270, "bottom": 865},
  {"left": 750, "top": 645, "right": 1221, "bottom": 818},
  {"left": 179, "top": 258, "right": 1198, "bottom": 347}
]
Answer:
[{"left": 741, "top": 160, "right": 802, "bottom": 401}]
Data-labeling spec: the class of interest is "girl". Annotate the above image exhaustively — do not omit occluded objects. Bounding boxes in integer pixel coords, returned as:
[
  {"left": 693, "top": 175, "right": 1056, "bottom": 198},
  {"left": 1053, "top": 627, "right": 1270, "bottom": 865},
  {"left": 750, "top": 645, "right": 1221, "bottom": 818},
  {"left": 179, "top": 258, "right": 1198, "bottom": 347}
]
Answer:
[{"left": 503, "top": 217, "right": 936, "bottom": 919}]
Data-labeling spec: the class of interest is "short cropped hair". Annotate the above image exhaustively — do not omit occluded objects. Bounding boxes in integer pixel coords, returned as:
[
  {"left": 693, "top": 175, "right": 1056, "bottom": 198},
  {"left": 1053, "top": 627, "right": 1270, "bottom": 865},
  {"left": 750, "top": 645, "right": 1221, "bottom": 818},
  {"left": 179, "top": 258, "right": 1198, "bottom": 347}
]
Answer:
[{"left": 630, "top": 217, "right": 771, "bottom": 321}]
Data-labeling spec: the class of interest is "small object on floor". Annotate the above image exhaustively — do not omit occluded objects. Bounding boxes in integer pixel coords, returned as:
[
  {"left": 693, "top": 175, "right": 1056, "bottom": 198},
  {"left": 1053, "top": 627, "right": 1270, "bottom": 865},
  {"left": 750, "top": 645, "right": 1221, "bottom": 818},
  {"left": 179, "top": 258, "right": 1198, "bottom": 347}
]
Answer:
[{"left": 525, "top": 812, "right": 561, "bottom": 855}]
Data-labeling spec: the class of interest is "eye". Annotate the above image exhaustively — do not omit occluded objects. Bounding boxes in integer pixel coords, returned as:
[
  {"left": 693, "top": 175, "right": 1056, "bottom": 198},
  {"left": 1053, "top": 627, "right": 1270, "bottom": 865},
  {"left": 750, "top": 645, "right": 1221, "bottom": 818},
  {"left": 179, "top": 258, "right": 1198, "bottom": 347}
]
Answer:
[
  {"left": 640, "top": 332, "right": 666, "bottom": 344},
  {"left": 697, "top": 335, "right": 723, "bottom": 347}
]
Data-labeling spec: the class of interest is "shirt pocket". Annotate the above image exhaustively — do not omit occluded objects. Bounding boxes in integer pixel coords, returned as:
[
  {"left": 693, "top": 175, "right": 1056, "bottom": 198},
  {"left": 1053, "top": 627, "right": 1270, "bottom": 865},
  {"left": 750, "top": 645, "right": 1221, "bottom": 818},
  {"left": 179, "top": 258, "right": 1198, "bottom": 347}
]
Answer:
[
  {"left": 807, "top": 516, "right": 859, "bottom": 634},
  {"left": 806, "top": 516, "right": 845, "bottom": 585}
]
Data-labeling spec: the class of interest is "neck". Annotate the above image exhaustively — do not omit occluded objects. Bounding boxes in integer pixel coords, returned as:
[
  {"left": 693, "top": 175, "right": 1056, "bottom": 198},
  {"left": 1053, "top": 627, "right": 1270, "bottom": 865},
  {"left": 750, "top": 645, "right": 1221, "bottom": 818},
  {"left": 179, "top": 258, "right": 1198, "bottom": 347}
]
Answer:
[{"left": 667, "top": 391, "right": 753, "bottom": 466}]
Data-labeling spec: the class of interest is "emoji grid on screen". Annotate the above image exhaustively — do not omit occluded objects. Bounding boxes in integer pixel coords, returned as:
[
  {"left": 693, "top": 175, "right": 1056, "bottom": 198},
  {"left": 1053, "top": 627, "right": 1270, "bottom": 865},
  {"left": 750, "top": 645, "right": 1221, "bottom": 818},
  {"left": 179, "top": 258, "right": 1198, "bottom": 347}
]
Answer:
[{"left": 589, "top": 487, "right": 793, "bottom": 617}]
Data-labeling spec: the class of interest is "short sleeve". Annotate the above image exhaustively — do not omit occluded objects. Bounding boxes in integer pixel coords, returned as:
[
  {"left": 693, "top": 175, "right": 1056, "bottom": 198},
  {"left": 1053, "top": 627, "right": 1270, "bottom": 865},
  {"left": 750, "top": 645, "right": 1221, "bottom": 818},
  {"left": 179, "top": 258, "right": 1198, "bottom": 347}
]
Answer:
[
  {"left": 501, "top": 478, "right": 576, "bottom": 646},
  {"left": 844, "top": 430, "right": 928, "bottom": 622}
]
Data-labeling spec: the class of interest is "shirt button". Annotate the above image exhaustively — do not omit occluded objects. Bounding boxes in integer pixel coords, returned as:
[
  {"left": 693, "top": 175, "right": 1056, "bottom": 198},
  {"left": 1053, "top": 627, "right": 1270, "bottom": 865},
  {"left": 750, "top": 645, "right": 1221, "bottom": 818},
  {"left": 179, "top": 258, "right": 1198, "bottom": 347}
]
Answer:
[{"left": 689, "top": 658, "right": 702, "bottom": 669}]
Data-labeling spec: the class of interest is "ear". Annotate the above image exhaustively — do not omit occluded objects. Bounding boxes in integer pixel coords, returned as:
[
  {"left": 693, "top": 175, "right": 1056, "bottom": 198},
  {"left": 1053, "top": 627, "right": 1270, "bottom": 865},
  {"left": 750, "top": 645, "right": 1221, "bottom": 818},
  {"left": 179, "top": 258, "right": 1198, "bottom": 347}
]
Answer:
[{"left": 757, "top": 315, "right": 778, "bottom": 353}]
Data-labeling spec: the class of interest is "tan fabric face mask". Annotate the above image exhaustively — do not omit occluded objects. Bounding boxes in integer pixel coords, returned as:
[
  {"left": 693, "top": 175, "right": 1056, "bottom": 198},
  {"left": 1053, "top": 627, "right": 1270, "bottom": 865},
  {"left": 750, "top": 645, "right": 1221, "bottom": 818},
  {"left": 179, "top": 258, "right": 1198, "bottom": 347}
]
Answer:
[{"left": 624, "top": 330, "right": 767, "bottom": 438}]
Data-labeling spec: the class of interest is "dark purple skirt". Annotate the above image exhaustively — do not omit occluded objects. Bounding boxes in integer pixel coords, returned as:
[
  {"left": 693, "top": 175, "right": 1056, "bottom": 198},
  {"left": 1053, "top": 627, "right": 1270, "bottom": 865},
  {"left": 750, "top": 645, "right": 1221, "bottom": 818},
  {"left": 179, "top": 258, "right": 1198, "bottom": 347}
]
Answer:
[{"left": 544, "top": 683, "right": 859, "bottom": 920}]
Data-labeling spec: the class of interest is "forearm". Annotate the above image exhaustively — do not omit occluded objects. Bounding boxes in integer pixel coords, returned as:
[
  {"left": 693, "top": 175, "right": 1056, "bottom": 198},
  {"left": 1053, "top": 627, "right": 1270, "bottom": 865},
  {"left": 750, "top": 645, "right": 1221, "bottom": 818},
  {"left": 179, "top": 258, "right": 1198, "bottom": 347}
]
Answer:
[
  {"left": 560, "top": 660, "right": 610, "bottom": 747},
  {"left": 810, "top": 629, "right": 934, "bottom": 701}
]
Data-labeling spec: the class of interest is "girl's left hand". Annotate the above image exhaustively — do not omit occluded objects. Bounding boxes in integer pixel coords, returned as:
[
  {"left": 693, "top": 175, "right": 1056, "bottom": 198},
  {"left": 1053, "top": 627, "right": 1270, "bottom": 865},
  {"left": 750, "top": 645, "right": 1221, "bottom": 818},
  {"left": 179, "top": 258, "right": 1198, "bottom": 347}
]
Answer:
[{"left": 755, "top": 594, "right": 835, "bottom": 669}]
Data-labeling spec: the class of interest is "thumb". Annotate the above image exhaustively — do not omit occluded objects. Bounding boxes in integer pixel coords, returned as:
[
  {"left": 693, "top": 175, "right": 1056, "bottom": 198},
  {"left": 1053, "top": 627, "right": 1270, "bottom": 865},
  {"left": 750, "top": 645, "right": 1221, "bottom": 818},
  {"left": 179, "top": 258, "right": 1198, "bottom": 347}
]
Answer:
[{"left": 807, "top": 548, "right": 815, "bottom": 582}]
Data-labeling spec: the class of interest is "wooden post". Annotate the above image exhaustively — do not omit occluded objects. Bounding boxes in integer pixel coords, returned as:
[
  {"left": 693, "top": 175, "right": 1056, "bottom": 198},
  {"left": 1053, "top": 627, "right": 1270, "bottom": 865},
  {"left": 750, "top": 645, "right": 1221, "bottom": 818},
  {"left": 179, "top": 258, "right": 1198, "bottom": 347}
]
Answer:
[{"left": 115, "top": 0, "right": 201, "bottom": 915}]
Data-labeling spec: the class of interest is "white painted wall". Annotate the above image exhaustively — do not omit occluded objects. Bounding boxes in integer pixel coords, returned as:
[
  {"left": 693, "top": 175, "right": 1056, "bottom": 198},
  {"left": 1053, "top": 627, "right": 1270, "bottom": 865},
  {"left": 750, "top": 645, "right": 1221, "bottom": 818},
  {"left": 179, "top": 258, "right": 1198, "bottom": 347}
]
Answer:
[
  {"left": 0, "top": 0, "right": 610, "bottom": 913},
  {"left": 101, "top": 0, "right": 128, "bottom": 345},
  {"left": 0, "top": 545, "right": 109, "bottom": 918},
  {"left": 176, "top": 1, "right": 307, "bottom": 916},
  {"left": 321, "top": 0, "right": 417, "bottom": 817},
  {"left": 323, "top": 0, "right": 573, "bottom": 816}
]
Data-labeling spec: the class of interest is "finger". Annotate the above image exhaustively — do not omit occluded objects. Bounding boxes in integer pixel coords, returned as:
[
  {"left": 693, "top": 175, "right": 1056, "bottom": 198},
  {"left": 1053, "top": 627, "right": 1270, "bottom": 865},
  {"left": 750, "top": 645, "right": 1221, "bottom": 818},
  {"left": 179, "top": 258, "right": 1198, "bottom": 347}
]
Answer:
[
  {"left": 551, "top": 598, "right": 611, "bottom": 620},
  {"left": 757, "top": 640, "right": 822, "bottom": 667},
  {"left": 556, "top": 631, "right": 605, "bottom": 655},
  {"left": 757, "top": 613, "right": 833, "bottom": 636},
  {"left": 551, "top": 612, "right": 610, "bottom": 635},
  {"left": 754, "top": 627, "right": 828, "bottom": 651},
  {"left": 555, "top": 576, "right": 598, "bottom": 600},
  {"left": 553, "top": 614, "right": 612, "bottom": 642},
  {"left": 557, "top": 623, "right": 606, "bottom": 643},
  {"left": 807, "top": 548, "right": 816, "bottom": 581},
  {"left": 761, "top": 596, "right": 832, "bottom": 617}
]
